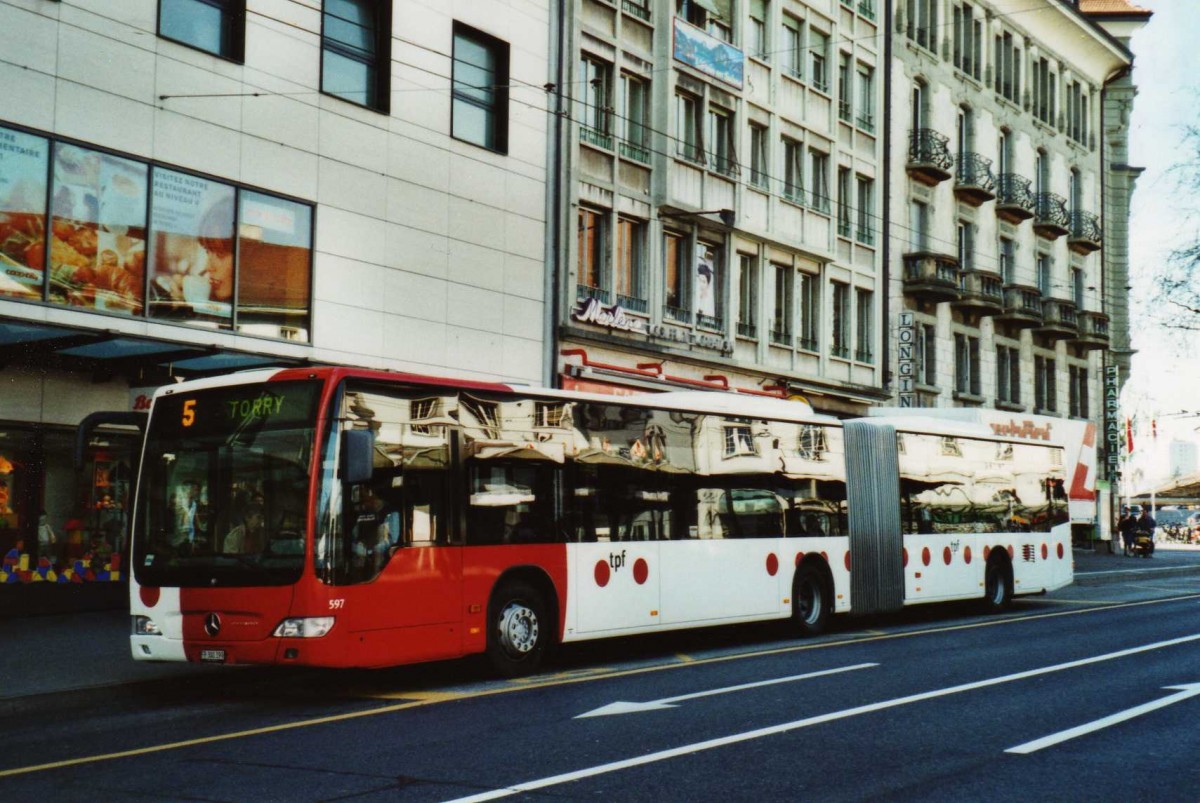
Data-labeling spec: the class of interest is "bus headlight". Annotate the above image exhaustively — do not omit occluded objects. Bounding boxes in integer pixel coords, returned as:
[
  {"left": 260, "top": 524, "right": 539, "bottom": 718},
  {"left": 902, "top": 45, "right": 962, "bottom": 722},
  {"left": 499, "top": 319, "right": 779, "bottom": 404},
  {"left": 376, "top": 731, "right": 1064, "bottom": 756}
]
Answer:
[
  {"left": 133, "top": 616, "right": 162, "bottom": 636},
  {"left": 272, "top": 617, "right": 335, "bottom": 638}
]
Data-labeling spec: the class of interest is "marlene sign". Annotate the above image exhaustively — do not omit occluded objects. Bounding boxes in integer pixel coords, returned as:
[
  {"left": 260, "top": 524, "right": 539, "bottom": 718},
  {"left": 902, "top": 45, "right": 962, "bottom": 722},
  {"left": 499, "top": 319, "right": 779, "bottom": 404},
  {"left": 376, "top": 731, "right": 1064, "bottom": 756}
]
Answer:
[{"left": 572, "top": 297, "right": 646, "bottom": 333}]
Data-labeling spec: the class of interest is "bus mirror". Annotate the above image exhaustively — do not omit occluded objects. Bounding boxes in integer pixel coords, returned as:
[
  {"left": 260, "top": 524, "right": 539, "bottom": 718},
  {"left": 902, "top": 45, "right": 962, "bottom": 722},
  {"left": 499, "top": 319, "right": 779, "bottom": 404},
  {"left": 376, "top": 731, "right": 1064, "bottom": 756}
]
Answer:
[{"left": 341, "top": 430, "right": 375, "bottom": 484}]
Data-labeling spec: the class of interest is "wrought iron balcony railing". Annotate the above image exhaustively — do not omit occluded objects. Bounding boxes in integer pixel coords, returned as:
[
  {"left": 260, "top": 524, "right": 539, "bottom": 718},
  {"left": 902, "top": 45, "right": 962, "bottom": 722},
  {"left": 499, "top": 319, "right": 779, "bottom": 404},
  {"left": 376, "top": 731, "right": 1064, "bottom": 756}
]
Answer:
[
  {"left": 1068, "top": 210, "right": 1102, "bottom": 253},
  {"left": 906, "top": 129, "right": 954, "bottom": 184},
  {"left": 1034, "top": 192, "right": 1070, "bottom": 238},
  {"left": 954, "top": 152, "right": 996, "bottom": 205},
  {"left": 995, "top": 173, "right": 1036, "bottom": 222}
]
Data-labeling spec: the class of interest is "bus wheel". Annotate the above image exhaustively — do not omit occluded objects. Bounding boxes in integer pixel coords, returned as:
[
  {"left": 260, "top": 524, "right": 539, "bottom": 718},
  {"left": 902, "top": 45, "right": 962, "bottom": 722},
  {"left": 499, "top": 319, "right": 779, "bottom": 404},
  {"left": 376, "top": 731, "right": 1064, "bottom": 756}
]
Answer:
[
  {"left": 487, "top": 581, "right": 547, "bottom": 678},
  {"left": 982, "top": 559, "right": 1013, "bottom": 612},
  {"left": 792, "top": 564, "right": 831, "bottom": 636}
]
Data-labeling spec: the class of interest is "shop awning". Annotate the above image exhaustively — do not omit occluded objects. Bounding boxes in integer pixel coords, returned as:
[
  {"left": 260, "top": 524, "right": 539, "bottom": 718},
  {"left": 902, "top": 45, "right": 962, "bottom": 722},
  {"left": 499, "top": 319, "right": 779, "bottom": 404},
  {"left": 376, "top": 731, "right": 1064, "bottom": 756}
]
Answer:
[{"left": 0, "top": 318, "right": 307, "bottom": 383}]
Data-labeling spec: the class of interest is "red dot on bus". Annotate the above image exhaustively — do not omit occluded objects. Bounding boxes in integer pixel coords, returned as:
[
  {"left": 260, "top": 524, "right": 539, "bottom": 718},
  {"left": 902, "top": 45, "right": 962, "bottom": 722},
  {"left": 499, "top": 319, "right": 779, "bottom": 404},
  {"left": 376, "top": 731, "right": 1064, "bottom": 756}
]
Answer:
[
  {"left": 1057, "top": 543, "right": 1065, "bottom": 560},
  {"left": 633, "top": 558, "right": 649, "bottom": 585},
  {"left": 943, "top": 546, "right": 952, "bottom": 566},
  {"left": 766, "top": 553, "right": 779, "bottom": 576},
  {"left": 139, "top": 586, "right": 160, "bottom": 608},
  {"left": 594, "top": 560, "right": 610, "bottom": 588},
  {"left": 922, "top": 547, "right": 931, "bottom": 566},
  {"left": 844, "top": 552, "right": 851, "bottom": 572},
  {"left": 983, "top": 546, "right": 990, "bottom": 561},
  {"left": 1041, "top": 543, "right": 1049, "bottom": 560},
  {"left": 1007, "top": 545, "right": 1015, "bottom": 559},
  {"left": 963, "top": 546, "right": 972, "bottom": 565},
  {"left": 821, "top": 551, "right": 829, "bottom": 562},
  {"left": 902, "top": 548, "right": 908, "bottom": 567},
  {"left": 795, "top": 552, "right": 803, "bottom": 567}
]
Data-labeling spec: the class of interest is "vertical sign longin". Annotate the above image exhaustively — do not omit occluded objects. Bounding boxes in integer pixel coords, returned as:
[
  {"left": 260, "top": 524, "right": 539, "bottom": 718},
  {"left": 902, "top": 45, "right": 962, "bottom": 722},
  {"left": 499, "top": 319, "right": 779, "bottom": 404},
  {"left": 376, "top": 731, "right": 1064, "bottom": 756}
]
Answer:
[{"left": 897, "top": 312, "right": 915, "bottom": 407}]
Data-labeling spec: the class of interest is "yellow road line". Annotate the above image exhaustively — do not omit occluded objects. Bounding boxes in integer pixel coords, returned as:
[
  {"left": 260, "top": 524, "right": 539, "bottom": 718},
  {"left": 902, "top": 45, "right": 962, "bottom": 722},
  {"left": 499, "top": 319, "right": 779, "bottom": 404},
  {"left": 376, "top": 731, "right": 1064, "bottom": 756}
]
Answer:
[{"left": 4, "top": 591, "right": 1199, "bottom": 779}]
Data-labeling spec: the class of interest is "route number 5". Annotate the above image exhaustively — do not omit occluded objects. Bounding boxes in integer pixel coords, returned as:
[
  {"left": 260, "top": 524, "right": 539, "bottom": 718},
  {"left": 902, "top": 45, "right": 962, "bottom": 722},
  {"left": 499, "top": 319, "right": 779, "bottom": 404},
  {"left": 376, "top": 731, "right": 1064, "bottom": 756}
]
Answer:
[{"left": 182, "top": 399, "right": 196, "bottom": 427}]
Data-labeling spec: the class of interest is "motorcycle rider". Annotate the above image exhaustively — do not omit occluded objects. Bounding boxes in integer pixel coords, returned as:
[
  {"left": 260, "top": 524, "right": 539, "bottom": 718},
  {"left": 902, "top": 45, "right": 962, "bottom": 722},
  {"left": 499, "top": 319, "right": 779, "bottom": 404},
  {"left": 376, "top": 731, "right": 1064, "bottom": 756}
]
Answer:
[{"left": 1136, "top": 507, "right": 1157, "bottom": 556}]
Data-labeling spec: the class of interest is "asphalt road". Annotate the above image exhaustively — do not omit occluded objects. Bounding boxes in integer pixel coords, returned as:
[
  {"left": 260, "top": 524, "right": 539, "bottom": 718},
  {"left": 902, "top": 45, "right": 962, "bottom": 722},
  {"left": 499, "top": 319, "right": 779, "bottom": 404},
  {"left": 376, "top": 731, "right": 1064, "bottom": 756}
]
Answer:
[{"left": 4, "top": 575, "right": 1200, "bottom": 802}]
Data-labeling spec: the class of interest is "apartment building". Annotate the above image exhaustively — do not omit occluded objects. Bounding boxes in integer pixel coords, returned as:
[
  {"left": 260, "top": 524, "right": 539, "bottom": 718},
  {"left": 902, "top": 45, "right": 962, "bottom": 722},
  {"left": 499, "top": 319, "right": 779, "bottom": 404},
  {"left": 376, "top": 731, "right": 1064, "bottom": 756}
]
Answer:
[{"left": 555, "top": 0, "right": 886, "bottom": 416}]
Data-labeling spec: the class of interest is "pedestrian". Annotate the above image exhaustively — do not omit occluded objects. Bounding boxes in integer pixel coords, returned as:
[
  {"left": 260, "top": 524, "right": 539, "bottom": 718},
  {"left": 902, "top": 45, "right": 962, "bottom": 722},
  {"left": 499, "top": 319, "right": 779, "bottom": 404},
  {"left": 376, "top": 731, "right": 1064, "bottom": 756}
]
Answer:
[{"left": 1117, "top": 507, "right": 1137, "bottom": 557}]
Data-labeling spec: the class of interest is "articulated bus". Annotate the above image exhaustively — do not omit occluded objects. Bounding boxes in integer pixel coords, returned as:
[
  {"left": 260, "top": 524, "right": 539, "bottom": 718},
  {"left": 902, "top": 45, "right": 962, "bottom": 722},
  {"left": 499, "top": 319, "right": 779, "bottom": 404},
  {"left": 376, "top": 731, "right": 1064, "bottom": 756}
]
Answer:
[{"left": 129, "top": 367, "right": 1073, "bottom": 676}]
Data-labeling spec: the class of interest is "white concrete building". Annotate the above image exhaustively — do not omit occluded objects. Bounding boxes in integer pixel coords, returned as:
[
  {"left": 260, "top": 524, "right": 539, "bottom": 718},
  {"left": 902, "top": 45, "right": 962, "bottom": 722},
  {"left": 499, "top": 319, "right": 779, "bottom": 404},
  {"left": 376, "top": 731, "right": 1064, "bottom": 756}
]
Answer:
[{"left": 0, "top": 0, "right": 551, "bottom": 578}]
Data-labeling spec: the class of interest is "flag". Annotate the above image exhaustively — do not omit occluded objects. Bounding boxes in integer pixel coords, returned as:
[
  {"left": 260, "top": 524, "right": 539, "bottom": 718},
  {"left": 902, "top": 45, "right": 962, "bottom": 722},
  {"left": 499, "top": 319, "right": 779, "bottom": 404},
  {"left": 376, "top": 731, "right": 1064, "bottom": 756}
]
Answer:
[{"left": 1126, "top": 417, "right": 1134, "bottom": 454}]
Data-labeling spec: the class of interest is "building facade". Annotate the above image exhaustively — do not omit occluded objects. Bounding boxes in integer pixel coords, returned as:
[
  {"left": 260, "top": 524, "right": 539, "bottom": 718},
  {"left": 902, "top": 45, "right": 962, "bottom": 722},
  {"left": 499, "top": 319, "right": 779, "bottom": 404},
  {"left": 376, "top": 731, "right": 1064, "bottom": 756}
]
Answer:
[
  {"left": 554, "top": 0, "right": 887, "bottom": 416},
  {"left": 0, "top": 0, "right": 550, "bottom": 587}
]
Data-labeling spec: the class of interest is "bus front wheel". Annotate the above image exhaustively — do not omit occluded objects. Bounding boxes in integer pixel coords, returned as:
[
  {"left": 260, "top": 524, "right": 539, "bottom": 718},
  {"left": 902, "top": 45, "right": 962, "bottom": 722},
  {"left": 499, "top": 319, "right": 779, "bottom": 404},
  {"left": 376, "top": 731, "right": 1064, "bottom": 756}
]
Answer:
[
  {"left": 487, "top": 580, "right": 547, "bottom": 678},
  {"left": 792, "top": 564, "right": 831, "bottom": 636}
]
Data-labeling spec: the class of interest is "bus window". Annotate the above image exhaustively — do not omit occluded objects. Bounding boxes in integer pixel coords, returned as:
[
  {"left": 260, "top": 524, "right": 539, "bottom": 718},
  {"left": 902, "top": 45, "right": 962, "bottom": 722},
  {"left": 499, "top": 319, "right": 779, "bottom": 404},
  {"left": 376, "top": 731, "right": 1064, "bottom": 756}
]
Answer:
[{"left": 466, "top": 462, "right": 558, "bottom": 545}]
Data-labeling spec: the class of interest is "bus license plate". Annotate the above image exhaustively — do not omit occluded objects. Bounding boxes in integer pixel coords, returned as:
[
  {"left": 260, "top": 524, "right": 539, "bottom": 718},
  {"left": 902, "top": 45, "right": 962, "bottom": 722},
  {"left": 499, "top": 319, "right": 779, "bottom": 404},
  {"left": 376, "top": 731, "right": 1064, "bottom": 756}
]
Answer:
[{"left": 200, "top": 649, "right": 226, "bottom": 663}]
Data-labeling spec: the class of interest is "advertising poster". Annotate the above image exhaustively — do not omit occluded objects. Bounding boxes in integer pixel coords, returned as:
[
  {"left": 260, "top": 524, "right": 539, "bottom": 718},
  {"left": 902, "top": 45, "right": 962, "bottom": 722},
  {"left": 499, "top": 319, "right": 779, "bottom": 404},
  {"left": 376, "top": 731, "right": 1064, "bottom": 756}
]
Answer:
[
  {"left": 0, "top": 127, "right": 50, "bottom": 300},
  {"left": 236, "top": 191, "right": 312, "bottom": 340},
  {"left": 149, "top": 167, "right": 235, "bottom": 324},
  {"left": 695, "top": 246, "right": 717, "bottom": 319},
  {"left": 49, "top": 144, "right": 148, "bottom": 315}
]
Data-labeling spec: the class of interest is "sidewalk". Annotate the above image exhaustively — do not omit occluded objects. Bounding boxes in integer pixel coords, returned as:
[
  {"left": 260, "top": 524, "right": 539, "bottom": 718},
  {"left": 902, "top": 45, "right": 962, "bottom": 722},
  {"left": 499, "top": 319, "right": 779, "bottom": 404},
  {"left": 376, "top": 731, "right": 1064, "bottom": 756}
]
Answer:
[{"left": 3, "top": 545, "right": 1199, "bottom": 717}]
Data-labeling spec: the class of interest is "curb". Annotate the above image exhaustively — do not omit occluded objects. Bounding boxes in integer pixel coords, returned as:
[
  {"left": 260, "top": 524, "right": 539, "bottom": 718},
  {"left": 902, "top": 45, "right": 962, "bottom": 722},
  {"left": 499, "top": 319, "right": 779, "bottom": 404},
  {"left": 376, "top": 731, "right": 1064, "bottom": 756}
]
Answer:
[{"left": 1073, "top": 564, "right": 1200, "bottom": 586}]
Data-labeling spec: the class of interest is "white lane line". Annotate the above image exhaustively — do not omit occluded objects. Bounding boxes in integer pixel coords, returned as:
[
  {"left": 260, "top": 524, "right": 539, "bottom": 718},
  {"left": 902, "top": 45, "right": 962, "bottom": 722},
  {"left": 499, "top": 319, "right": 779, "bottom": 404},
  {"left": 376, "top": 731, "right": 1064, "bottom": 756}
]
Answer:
[
  {"left": 576, "top": 663, "right": 879, "bottom": 717},
  {"left": 1006, "top": 683, "right": 1200, "bottom": 754},
  {"left": 444, "top": 632, "right": 1200, "bottom": 802}
]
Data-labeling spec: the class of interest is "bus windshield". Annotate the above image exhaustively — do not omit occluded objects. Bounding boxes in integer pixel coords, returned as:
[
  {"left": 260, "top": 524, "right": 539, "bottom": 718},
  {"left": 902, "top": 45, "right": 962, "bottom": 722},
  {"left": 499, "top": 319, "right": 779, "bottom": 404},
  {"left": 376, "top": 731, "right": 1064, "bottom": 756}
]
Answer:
[{"left": 133, "top": 380, "right": 321, "bottom": 587}]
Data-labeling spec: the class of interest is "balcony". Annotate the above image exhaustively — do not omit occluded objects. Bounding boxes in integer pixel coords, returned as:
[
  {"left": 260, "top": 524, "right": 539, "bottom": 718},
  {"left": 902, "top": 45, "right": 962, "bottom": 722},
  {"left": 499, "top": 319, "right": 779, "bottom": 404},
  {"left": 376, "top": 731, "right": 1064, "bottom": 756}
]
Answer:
[
  {"left": 1072, "top": 310, "right": 1110, "bottom": 351},
  {"left": 906, "top": 129, "right": 954, "bottom": 186},
  {"left": 994, "top": 284, "right": 1043, "bottom": 329},
  {"left": 1068, "top": 210, "right": 1103, "bottom": 255},
  {"left": 953, "top": 153, "right": 997, "bottom": 206},
  {"left": 902, "top": 251, "right": 961, "bottom": 303},
  {"left": 1033, "top": 192, "right": 1070, "bottom": 240},
  {"left": 995, "top": 174, "right": 1036, "bottom": 223},
  {"left": 952, "top": 269, "right": 1004, "bottom": 316},
  {"left": 1037, "top": 298, "right": 1078, "bottom": 340}
]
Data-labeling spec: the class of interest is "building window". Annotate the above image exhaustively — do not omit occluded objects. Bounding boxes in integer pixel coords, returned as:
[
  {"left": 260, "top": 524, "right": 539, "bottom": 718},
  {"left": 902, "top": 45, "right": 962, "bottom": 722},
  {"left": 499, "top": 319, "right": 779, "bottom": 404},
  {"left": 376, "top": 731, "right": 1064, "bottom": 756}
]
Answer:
[
  {"left": 994, "top": 31, "right": 1020, "bottom": 103},
  {"left": 1033, "top": 56, "right": 1056, "bottom": 126},
  {"left": 999, "top": 237, "right": 1016, "bottom": 284},
  {"left": 1065, "top": 79, "right": 1088, "bottom": 145},
  {"left": 749, "top": 0, "right": 769, "bottom": 59},
  {"left": 916, "top": 322, "right": 936, "bottom": 385},
  {"left": 1069, "top": 365, "right": 1089, "bottom": 418},
  {"left": 856, "top": 176, "right": 875, "bottom": 245},
  {"left": 675, "top": 92, "right": 704, "bottom": 163},
  {"left": 1071, "top": 266, "right": 1084, "bottom": 307},
  {"left": 159, "top": 0, "right": 245, "bottom": 61},
  {"left": 783, "top": 138, "right": 804, "bottom": 203},
  {"left": 707, "top": 107, "right": 738, "bottom": 177},
  {"left": 737, "top": 254, "right": 759, "bottom": 338},
  {"left": 695, "top": 242, "right": 723, "bottom": 330},
  {"left": 749, "top": 123, "right": 769, "bottom": 188},
  {"left": 854, "top": 288, "right": 873, "bottom": 363},
  {"left": 577, "top": 207, "right": 606, "bottom": 302},
  {"left": 905, "top": 0, "right": 937, "bottom": 50},
  {"left": 236, "top": 191, "right": 314, "bottom": 340},
  {"left": 664, "top": 231, "right": 691, "bottom": 322},
  {"left": 838, "top": 53, "right": 852, "bottom": 122},
  {"left": 856, "top": 64, "right": 875, "bottom": 132},
  {"left": 1035, "top": 355, "right": 1057, "bottom": 413},
  {"left": 809, "top": 150, "right": 830, "bottom": 213},
  {"left": 724, "top": 425, "right": 757, "bottom": 457},
  {"left": 620, "top": 74, "right": 650, "bottom": 162},
  {"left": 831, "top": 281, "right": 850, "bottom": 359},
  {"left": 798, "top": 271, "right": 819, "bottom": 351},
  {"left": 957, "top": 221, "right": 975, "bottom": 271},
  {"left": 952, "top": 2, "right": 982, "bottom": 80},
  {"left": 954, "top": 333, "right": 981, "bottom": 396},
  {"left": 782, "top": 17, "right": 802, "bottom": 79},
  {"left": 837, "top": 167, "right": 852, "bottom": 237},
  {"left": 1037, "top": 253, "right": 1052, "bottom": 294},
  {"left": 809, "top": 30, "right": 829, "bottom": 92},
  {"left": 616, "top": 218, "right": 647, "bottom": 312},
  {"left": 909, "top": 200, "right": 929, "bottom": 251},
  {"left": 997, "top": 344, "right": 1020, "bottom": 405},
  {"left": 798, "top": 425, "right": 827, "bottom": 460},
  {"left": 771, "top": 263, "right": 792, "bottom": 345},
  {"left": 321, "top": 0, "right": 390, "bottom": 111},
  {"left": 452, "top": 24, "right": 509, "bottom": 153},
  {"left": 579, "top": 56, "right": 613, "bottom": 147}
]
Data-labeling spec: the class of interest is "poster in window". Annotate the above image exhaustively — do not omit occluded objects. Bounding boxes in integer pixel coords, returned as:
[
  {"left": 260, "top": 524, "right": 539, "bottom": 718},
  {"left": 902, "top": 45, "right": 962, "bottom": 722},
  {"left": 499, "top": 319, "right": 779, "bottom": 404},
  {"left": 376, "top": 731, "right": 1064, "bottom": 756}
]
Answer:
[
  {"left": 695, "top": 245, "right": 717, "bottom": 319},
  {"left": 149, "top": 168, "right": 235, "bottom": 324},
  {"left": 49, "top": 144, "right": 148, "bottom": 315},
  {"left": 236, "top": 192, "right": 312, "bottom": 341},
  {"left": 0, "top": 127, "right": 50, "bottom": 300}
]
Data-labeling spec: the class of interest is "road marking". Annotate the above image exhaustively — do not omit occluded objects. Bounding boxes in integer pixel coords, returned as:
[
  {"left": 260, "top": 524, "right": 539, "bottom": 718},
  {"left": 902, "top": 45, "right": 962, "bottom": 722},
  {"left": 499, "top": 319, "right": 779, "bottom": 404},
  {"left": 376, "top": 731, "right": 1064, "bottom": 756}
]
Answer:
[
  {"left": 4, "top": 593, "right": 1200, "bottom": 778},
  {"left": 1006, "top": 683, "right": 1200, "bottom": 754},
  {"left": 446, "top": 633, "right": 1200, "bottom": 802},
  {"left": 576, "top": 663, "right": 878, "bottom": 718}
]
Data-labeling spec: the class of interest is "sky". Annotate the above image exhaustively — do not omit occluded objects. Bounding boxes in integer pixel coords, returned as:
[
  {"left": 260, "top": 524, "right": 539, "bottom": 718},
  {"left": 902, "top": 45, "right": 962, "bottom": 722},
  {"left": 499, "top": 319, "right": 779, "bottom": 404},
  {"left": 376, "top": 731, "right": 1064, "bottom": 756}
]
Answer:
[{"left": 1125, "top": 0, "right": 1200, "bottom": 416}]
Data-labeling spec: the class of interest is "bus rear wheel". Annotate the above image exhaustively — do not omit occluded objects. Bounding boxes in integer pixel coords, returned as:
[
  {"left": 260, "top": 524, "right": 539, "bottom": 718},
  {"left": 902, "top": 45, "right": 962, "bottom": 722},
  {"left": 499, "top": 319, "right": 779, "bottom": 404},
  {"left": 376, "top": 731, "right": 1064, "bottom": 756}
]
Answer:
[
  {"left": 982, "top": 559, "right": 1013, "bottom": 612},
  {"left": 487, "top": 580, "right": 547, "bottom": 678},
  {"left": 792, "top": 564, "right": 831, "bottom": 636}
]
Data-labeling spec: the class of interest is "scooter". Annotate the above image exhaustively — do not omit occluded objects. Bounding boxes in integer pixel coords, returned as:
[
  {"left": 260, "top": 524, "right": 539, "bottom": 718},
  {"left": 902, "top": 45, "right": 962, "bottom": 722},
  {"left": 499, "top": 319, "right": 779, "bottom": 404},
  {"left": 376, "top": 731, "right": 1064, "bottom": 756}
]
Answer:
[{"left": 1131, "top": 531, "right": 1155, "bottom": 558}]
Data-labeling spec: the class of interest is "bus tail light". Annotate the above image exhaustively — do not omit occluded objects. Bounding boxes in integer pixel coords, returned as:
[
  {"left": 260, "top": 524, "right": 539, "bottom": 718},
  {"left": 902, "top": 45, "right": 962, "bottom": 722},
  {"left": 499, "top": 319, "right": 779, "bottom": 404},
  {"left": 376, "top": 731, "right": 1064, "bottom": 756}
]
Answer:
[
  {"left": 133, "top": 616, "right": 162, "bottom": 636},
  {"left": 273, "top": 617, "right": 335, "bottom": 638}
]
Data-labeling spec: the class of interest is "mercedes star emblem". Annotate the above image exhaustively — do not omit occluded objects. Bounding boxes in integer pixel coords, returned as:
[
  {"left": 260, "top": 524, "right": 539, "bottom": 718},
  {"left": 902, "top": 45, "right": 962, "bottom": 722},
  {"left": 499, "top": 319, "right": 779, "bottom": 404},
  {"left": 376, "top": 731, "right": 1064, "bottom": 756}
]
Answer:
[{"left": 204, "top": 613, "right": 222, "bottom": 637}]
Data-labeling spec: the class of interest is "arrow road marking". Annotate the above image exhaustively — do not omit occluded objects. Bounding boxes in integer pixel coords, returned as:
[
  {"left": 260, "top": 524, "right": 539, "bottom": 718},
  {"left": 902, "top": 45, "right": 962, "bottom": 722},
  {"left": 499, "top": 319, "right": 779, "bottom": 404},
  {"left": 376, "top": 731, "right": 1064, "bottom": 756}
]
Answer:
[
  {"left": 447, "top": 632, "right": 1200, "bottom": 803},
  {"left": 1006, "top": 683, "right": 1200, "bottom": 755},
  {"left": 576, "top": 663, "right": 879, "bottom": 718}
]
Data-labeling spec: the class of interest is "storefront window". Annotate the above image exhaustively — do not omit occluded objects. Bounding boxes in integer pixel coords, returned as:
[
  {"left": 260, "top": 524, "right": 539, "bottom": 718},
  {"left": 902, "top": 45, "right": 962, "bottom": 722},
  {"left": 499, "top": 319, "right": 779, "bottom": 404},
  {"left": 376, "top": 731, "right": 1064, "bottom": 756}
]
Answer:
[
  {"left": 236, "top": 191, "right": 312, "bottom": 342},
  {"left": 0, "top": 126, "right": 50, "bottom": 301},
  {"left": 148, "top": 168, "right": 236, "bottom": 327},
  {"left": 48, "top": 144, "right": 148, "bottom": 315}
]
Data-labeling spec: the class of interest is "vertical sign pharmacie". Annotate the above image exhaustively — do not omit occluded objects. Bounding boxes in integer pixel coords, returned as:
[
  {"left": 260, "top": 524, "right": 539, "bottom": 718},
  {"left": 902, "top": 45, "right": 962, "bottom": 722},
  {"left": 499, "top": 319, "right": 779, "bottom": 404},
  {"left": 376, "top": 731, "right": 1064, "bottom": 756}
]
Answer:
[
  {"left": 1103, "top": 364, "right": 1121, "bottom": 484},
  {"left": 897, "top": 312, "right": 915, "bottom": 407}
]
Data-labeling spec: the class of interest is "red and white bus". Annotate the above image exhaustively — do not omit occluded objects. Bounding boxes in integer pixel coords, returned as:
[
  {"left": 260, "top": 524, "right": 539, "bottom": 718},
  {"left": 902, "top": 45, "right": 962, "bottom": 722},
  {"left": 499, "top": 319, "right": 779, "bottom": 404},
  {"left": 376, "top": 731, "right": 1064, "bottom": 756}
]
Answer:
[{"left": 128, "top": 367, "right": 1073, "bottom": 675}]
